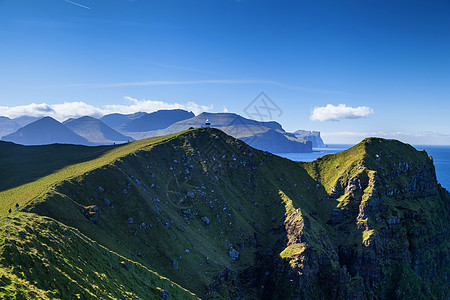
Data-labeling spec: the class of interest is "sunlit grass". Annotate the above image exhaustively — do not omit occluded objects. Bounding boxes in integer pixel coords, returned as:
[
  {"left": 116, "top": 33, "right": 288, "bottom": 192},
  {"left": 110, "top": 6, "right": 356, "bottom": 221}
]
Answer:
[{"left": 0, "top": 132, "right": 184, "bottom": 214}]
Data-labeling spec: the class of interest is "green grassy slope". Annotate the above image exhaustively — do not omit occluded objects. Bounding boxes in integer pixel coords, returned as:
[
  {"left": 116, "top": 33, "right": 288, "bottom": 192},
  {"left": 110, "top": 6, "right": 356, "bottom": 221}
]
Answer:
[
  {"left": 20, "top": 128, "right": 327, "bottom": 298},
  {"left": 0, "top": 141, "right": 114, "bottom": 192},
  {"left": 0, "top": 213, "right": 198, "bottom": 299},
  {"left": 0, "top": 133, "right": 182, "bottom": 214},
  {"left": 0, "top": 129, "right": 448, "bottom": 299}
]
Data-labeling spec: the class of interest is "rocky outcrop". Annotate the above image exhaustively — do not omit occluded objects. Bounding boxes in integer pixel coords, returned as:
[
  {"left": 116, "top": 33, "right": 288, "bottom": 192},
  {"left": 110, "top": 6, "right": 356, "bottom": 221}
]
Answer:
[
  {"left": 83, "top": 205, "right": 99, "bottom": 223},
  {"left": 299, "top": 138, "right": 450, "bottom": 299}
]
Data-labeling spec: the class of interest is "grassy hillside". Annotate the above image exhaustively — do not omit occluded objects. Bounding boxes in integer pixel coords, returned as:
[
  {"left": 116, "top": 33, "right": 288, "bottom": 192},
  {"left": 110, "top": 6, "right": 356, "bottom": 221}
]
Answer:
[
  {"left": 0, "top": 133, "right": 181, "bottom": 214},
  {"left": 19, "top": 128, "right": 323, "bottom": 298},
  {"left": 0, "top": 129, "right": 448, "bottom": 299},
  {"left": 0, "top": 213, "right": 198, "bottom": 299},
  {"left": 0, "top": 141, "right": 114, "bottom": 192}
]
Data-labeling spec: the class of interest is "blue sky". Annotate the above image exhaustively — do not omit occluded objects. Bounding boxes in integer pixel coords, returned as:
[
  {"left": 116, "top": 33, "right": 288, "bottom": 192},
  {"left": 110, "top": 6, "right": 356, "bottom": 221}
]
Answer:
[{"left": 1, "top": 0, "right": 449, "bottom": 144}]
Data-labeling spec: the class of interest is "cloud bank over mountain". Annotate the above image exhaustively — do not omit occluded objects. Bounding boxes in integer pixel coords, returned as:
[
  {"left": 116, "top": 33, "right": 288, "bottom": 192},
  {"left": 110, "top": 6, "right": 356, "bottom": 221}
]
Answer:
[
  {"left": 311, "top": 104, "right": 373, "bottom": 121},
  {"left": 0, "top": 97, "right": 213, "bottom": 121}
]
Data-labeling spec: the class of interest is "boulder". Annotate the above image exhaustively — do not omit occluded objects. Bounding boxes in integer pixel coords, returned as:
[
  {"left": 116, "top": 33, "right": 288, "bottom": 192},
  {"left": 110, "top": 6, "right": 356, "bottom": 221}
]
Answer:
[
  {"left": 103, "top": 197, "right": 111, "bottom": 206},
  {"left": 83, "top": 205, "right": 99, "bottom": 223},
  {"left": 161, "top": 290, "right": 170, "bottom": 300},
  {"left": 229, "top": 249, "right": 239, "bottom": 260},
  {"left": 120, "top": 261, "right": 129, "bottom": 271},
  {"left": 172, "top": 260, "right": 179, "bottom": 270}
]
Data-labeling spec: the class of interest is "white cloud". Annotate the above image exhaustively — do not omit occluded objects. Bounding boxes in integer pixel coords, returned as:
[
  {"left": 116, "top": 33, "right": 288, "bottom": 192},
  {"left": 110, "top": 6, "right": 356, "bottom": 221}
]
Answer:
[
  {"left": 322, "top": 131, "right": 450, "bottom": 145},
  {"left": 0, "top": 97, "right": 213, "bottom": 121},
  {"left": 223, "top": 106, "right": 229, "bottom": 113},
  {"left": 311, "top": 104, "right": 373, "bottom": 121},
  {"left": 105, "top": 97, "right": 213, "bottom": 116}
]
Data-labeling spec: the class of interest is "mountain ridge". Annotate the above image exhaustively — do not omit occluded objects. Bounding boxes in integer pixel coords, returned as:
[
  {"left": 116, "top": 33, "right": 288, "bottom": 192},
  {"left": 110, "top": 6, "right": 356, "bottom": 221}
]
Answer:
[
  {"left": 118, "top": 109, "right": 195, "bottom": 133},
  {"left": 63, "top": 116, "right": 133, "bottom": 145},
  {"left": 1, "top": 111, "right": 322, "bottom": 153},
  {"left": 1, "top": 128, "right": 448, "bottom": 299},
  {"left": 125, "top": 112, "right": 314, "bottom": 153},
  {"left": 1, "top": 116, "right": 90, "bottom": 146},
  {"left": 0, "top": 116, "right": 21, "bottom": 138}
]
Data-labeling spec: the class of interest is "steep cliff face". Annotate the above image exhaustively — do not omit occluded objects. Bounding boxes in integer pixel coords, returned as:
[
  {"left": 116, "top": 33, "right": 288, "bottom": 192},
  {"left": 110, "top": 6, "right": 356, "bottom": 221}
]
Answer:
[
  {"left": 294, "top": 130, "right": 325, "bottom": 148},
  {"left": 2, "top": 129, "right": 448, "bottom": 299}
]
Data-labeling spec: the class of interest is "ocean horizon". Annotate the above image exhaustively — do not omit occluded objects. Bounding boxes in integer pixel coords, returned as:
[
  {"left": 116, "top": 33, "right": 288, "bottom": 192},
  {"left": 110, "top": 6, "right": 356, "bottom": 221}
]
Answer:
[{"left": 277, "top": 144, "right": 450, "bottom": 192}]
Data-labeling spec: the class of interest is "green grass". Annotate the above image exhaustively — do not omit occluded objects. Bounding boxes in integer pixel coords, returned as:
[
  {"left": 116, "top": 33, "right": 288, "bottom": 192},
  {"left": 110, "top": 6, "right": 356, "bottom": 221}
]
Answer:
[
  {"left": 0, "top": 141, "right": 114, "bottom": 192},
  {"left": 2, "top": 128, "right": 328, "bottom": 297},
  {"left": 0, "top": 130, "right": 448, "bottom": 299},
  {"left": 0, "top": 213, "right": 198, "bottom": 299},
  {"left": 0, "top": 132, "right": 184, "bottom": 215}
]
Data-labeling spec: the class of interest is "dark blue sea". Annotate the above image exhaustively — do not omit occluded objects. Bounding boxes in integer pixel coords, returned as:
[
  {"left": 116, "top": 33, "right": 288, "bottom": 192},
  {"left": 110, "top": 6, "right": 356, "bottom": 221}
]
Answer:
[{"left": 277, "top": 144, "right": 450, "bottom": 192}]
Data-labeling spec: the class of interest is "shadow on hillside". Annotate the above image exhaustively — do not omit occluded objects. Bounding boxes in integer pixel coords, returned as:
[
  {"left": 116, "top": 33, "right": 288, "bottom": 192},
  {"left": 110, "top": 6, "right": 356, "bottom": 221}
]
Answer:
[{"left": 0, "top": 141, "right": 120, "bottom": 192}]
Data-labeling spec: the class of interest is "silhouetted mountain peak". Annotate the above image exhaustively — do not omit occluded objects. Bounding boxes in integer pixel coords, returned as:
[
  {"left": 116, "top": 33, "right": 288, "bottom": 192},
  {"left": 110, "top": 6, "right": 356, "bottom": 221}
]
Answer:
[
  {"left": 100, "top": 112, "right": 147, "bottom": 129},
  {"left": 0, "top": 116, "right": 21, "bottom": 138},
  {"left": 2, "top": 116, "right": 89, "bottom": 146},
  {"left": 120, "top": 109, "right": 195, "bottom": 132},
  {"left": 63, "top": 116, "right": 132, "bottom": 144}
]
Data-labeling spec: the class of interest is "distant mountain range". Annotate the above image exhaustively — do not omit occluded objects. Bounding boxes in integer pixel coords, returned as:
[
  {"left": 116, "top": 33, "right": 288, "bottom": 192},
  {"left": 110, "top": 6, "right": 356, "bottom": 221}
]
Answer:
[
  {"left": 63, "top": 116, "right": 132, "bottom": 145},
  {"left": 114, "top": 109, "right": 195, "bottom": 133},
  {"left": 0, "top": 116, "right": 21, "bottom": 138},
  {"left": 0, "top": 110, "right": 325, "bottom": 153},
  {"left": 139, "top": 112, "right": 315, "bottom": 153},
  {"left": 2, "top": 117, "right": 90, "bottom": 146},
  {"left": 99, "top": 112, "right": 146, "bottom": 129}
]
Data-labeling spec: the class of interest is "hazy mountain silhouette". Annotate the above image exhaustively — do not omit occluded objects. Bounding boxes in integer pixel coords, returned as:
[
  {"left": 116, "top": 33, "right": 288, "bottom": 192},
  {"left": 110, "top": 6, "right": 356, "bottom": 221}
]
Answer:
[
  {"left": 0, "top": 117, "right": 21, "bottom": 138},
  {"left": 161, "top": 112, "right": 283, "bottom": 133},
  {"left": 240, "top": 129, "right": 312, "bottom": 153},
  {"left": 3, "top": 111, "right": 321, "bottom": 152},
  {"left": 118, "top": 109, "right": 195, "bottom": 133},
  {"left": 63, "top": 116, "right": 133, "bottom": 145},
  {"left": 100, "top": 112, "right": 146, "bottom": 129},
  {"left": 133, "top": 112, "right": 312, "bottom": 153},
  {"left": 2, "top": 116, "right": 90, "bottom": 145},
  {"left": 294, "top": 130, "right": 325, "bottom": 148},
  {"left": 13, "top": 116, "right": 42, "bottom": 127}
]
